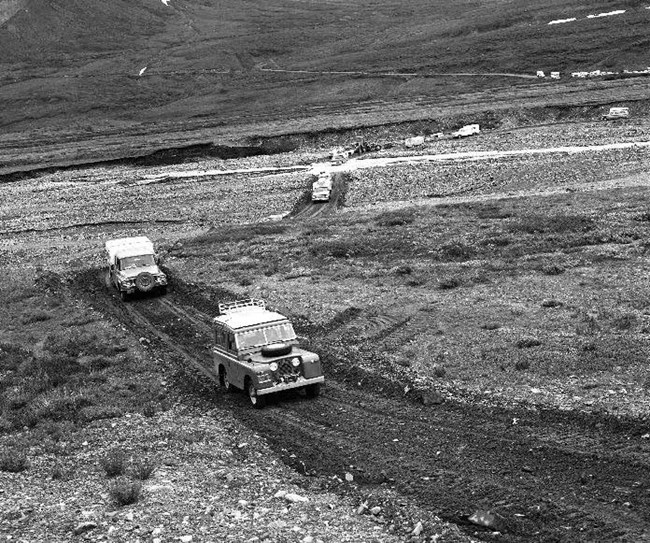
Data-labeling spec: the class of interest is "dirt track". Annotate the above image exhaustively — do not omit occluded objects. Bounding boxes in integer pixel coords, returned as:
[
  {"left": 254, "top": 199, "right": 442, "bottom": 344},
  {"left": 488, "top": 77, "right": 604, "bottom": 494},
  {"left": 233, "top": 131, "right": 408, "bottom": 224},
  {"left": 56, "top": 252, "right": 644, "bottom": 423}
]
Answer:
[{"left": 78, "top": 271, "right": 650, "bottom": 543}]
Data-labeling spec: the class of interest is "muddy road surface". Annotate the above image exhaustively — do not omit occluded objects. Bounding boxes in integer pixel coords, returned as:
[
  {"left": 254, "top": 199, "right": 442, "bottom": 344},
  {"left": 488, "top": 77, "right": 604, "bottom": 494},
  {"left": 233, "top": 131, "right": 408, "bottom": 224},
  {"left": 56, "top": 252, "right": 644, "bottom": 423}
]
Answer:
[{"left": 80, "top": 271, "right": 650, "bottom": 542}]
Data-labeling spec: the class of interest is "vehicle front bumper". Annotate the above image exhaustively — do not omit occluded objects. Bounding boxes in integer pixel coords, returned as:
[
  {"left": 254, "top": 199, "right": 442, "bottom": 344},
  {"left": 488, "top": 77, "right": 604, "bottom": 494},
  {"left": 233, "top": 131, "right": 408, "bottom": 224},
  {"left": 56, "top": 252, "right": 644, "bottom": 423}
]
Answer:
[{"left": 258, "top": 375, "right": 324, "bottom": 396}]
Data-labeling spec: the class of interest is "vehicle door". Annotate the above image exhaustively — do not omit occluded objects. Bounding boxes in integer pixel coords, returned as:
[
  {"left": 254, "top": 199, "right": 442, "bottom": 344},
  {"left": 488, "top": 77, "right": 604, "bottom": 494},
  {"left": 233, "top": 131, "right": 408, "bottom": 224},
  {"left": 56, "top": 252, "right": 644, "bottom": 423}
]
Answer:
[
  {"left": 225, "top": 331, "right": 246, "bottom": 387},
  {"left": 213, "top": 325, "right": 235, "bottom": 380}
]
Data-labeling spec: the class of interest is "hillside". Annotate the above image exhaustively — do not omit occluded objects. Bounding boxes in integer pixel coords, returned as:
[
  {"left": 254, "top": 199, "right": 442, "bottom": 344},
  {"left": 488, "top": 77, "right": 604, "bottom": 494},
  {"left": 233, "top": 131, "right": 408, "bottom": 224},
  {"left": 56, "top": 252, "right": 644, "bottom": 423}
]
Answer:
[{"left": 1, "top": 0, "right": 650, "bottom": 143}]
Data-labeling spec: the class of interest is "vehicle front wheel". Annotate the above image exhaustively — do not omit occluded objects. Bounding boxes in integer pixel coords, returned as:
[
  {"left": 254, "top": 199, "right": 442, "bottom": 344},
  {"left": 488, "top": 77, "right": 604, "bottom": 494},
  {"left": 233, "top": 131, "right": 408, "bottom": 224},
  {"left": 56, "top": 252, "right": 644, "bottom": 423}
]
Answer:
[
  {"left": 219, "top": 367, "right": 233, "bottom": 392},
  {"left": 247, "top": 381, "right": 266, "bottom": 409},
  {"left": 305, "top": 383, "right": 321, "bottom": 398}
]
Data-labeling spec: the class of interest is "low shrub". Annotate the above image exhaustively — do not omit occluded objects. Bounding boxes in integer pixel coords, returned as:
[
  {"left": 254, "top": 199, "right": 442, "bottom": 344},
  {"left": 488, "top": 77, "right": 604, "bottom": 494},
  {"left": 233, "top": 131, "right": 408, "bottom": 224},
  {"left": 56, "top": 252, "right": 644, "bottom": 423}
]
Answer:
[
  {"left": 24, "top": 389, "right": 94, "bottom": 424},
  {"left": 612, "top": 313, "right": 637, "bottom": 331},
  {"left": 101, "top": 449, "right": 127, "bottom": 477},
  {"left": 51, "top": 461, "right": 74, "bottom": 481},
  {"left": 20, "top": 310, "right": 52, "bottom": 325},
  {"left": 109, "top": 477, "right": 142, "bottom": 506},
  {"left": 514, "top": 359, "right": 531, "bottom": 371},
  {"left": 437, "top": 276, "right": 461, "bottom": 290},
  {"left": 475, "top": 204, "right": 512, "bottom": 220},
  {"left": 309, "top": 239, "right": 367, "bottom": 258},
  {"left": 509, "top": 214, "right": 594, "bottom": 235},
  {"left": 0, "top": 449, "right": 29, "bottom": 473},
  {"left": 432, "top": 364, "right": 446, "bottom": 378},
  {"left": 78, "top": 405, "right": 123, "bottom": 423},
  {"left": 0, "top": 343, "right": 30, "bottom": 372},
  {"left": 438, "top": 241, "right": 475, "bottom": 261},
  {"left": 376, "top": 209, "right": 416, "bottom": 227},
  {"left": 541, "top": 264, "right": 565, "bottom": 276},
  {"left": 131, "top": 457, "right": 156, "bottom": 480},
  {"left": 516, "top": 338, "right": 542, "bottom": 349},
  {"left": 406, "top": 275, "right": 427, "bottom": 287}
]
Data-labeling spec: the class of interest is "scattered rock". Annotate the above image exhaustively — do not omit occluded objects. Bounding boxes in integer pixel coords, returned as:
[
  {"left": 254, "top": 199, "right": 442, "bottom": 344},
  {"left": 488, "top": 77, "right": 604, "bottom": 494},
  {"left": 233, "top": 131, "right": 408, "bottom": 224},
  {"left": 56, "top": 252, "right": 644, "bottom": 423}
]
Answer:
[
  {"left": 468, "top": 510, "right": 506, "bottom": 531},
  {"left": 179, "top": 536, "right": 193, "bottom": 543},
  {"left": 412, "top": 521, "right": 423, "bottom": 536},
  {"left": 356, "top": 502, "right": 368, "bottom": 515},
  {"left": 370, "top": 506, "right": 381, "bottom": 515},
  {"left": 284, "top": 492, "right": 309, "bottom": 503},
  {"left": 345, "top": 472, "right": 354, "bottom": 482},
  {"left": 73, "top": 522, "right": 97, "bottom": 536}
]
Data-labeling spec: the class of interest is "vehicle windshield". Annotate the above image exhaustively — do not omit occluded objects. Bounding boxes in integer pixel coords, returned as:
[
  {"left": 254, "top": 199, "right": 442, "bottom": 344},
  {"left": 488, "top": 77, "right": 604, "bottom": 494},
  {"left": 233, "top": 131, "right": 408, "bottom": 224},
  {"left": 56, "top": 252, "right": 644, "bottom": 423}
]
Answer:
[
  {"left": 236, "top": 323, "right": 296, "bottom": 349},
  {"left": 120, "top": 254, "right": 155, "bottom": 270}
]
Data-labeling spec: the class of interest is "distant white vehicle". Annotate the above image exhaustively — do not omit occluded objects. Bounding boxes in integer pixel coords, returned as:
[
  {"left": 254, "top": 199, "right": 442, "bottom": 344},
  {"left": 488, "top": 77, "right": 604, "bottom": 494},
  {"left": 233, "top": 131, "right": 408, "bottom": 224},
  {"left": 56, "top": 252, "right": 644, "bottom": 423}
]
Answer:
[
  {"left": 603, "top": 107, "right": 629, "bottom": 120},
  {"left": 536, "top": 70, "right": 545, "bottom": 78},
  {"left": 452, "top": 124, "right": 480, "bottom": 138},
  {"left": 312, "top": 172, "right": 333, "bottom": 202},
  {"left": 405, "top": 136, "right": 425, "bottom": 148},
  {"left": 105, "top": 236, "right": 167, "bottom": 300},
  {"left": 550, "top": 72, "right": 561, "bottom": 79}
]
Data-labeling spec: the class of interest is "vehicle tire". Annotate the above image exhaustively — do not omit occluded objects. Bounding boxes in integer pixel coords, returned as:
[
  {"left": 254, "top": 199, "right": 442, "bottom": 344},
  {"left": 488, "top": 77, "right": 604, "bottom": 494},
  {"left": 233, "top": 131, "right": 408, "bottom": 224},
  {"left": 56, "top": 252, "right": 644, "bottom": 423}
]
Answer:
[
  {"left": 120, "top": 291, "right": 129, "bottom": 301},
  {"left": 219, "top": 367, "right": 233, "bottom": 392},
  {"left": 135, "top": 272, "right": 155, "bottom": 292},
  {"left": 247, "top": 380, "right": 266, "bottom": 409},
  {"left": 305, "top": 383, "right": 321, "bottom": 398},
  {"left": 261, "top": 343, "right": 292, "bottom": 357}
]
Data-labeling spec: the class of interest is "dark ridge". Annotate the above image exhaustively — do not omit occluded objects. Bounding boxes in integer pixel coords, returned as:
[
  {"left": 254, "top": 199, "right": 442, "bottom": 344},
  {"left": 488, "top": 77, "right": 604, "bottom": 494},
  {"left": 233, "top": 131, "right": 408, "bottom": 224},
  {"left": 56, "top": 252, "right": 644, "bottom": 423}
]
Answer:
[{"left": 0, "top": 141, "right": 296, "bottom": 184}]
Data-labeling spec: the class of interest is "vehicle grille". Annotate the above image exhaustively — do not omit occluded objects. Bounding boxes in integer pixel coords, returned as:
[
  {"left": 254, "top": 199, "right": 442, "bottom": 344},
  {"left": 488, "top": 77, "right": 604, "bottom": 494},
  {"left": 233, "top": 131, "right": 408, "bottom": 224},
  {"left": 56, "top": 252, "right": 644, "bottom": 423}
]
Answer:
[{"left": 277, "top": 359, "right": 301, "bottom": 382}]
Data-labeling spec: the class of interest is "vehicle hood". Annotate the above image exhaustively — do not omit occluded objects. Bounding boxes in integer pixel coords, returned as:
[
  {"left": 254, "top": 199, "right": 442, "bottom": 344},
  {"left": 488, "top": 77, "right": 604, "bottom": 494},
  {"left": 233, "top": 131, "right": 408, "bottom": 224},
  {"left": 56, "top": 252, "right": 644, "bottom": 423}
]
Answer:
[
  {"left": 247, "top": 346, "right": 318, "bottom": 364},
  {"left": 119, "top": 265, "right": 164, "bottom": 279}
]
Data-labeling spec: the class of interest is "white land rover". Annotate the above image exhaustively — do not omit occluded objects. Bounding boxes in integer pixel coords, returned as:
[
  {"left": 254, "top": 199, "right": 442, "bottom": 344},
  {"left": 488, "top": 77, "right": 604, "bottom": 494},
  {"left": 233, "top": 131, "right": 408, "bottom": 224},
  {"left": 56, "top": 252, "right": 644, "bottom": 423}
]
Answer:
[{"left": 105, "top": 236, "right": 167, "bottom": 300}]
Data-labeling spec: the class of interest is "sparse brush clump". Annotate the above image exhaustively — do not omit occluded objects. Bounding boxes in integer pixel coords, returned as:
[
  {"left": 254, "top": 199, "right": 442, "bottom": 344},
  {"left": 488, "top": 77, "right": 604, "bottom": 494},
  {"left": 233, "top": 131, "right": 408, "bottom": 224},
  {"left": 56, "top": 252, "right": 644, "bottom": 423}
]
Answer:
[
  {"left": 101, "top": 449, "right": 127, "bottom": 477},
  {"left": 131, "top": 457, "right": 156, "bottom": 480},
  {"left": 0, "top": 449, "right": 29, "bottom": 473},
  {"left": 515, "top": 338, "right": 542, "bottom": 349},
  {"left": 109, "top": 477, "right": 142, "bottom": 506},
  {"left": 514, "top": 359, "right": 531, "bottom": 371},
  {"left": 541, "top": 264, "right": 565, "bottom": 276},
  {"left": 20, "top": 310, "right": 52, "bottom": 324},
  {"left": 375, "top": 209, "right": 416, "bottom": 227},
  {"left": 437, "top": 276, "right": 461, "bottom": 290}
]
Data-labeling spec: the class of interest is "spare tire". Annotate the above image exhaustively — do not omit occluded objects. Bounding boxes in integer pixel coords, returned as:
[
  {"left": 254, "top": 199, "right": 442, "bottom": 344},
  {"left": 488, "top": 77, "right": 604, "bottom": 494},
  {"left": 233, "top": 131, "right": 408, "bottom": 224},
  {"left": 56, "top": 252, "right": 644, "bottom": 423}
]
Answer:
[
  {"left": 261, "top": 343, "right": 292, "bottom": 357},
  {"left": 135, "top": 272, "right": 155, "bottom": 292}
]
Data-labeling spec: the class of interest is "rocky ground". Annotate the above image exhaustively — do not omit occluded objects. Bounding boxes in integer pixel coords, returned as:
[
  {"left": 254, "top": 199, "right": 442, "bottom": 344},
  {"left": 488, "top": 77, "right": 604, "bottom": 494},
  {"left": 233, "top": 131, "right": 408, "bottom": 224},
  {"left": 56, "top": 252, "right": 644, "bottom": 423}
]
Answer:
[{"left": 2, "top": 118, "right": 650, "bottom": 542}]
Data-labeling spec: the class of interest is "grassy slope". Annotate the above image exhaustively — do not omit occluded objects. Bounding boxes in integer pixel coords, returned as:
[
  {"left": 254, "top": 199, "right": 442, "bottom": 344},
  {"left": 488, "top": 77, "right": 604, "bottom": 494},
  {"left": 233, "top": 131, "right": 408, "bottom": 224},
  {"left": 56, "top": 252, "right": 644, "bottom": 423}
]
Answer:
[
  {"left": 168, "top": 185, "right": 650, "bottom": 414},
  {"left": 1, "top": 0, "right": 650, "bottom": 137}
]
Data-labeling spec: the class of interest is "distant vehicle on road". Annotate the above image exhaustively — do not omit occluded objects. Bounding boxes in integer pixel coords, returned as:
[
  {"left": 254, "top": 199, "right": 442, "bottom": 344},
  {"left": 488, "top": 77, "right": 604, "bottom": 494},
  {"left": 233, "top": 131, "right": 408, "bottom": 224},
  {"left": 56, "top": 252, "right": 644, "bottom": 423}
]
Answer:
[
  {"left": 213, "top": 299, "right": 324, "bottom": 408},
  {"left": 105, "top": 236, "right": 167, "bottom": 300},
  {"left": 330, "top": 139, "right": 380, "bottom": 163},
  {"left": 405, "top": 136, "right": 425, "bottom": 148},
  {"left": 603, "top": 107, "right": 629, "bottom": 120},
  {"left": 452, "top": 124, "right": 480, "bottom": 138},
  {"left": 312, "top": 172, "right": 333, "bottom": 202}
]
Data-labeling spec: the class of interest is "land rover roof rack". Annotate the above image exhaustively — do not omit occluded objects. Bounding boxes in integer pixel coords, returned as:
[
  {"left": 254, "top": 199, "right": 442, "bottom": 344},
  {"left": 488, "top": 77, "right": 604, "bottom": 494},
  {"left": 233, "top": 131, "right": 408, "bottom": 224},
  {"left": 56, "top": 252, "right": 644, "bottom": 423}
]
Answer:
[{"left": 218, "top": 298, "right": 266, "bottom": 315}]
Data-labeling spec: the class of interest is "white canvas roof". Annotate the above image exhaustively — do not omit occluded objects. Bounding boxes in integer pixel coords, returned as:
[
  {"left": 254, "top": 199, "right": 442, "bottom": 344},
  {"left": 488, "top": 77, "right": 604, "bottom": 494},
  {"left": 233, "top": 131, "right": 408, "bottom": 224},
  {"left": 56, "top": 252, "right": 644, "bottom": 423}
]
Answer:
[
  {"left": 105, "top": 236, "right": 155, "bottom": 261},
  {"left": 214, "top": 309, "right": 288, "bottom": 331}
]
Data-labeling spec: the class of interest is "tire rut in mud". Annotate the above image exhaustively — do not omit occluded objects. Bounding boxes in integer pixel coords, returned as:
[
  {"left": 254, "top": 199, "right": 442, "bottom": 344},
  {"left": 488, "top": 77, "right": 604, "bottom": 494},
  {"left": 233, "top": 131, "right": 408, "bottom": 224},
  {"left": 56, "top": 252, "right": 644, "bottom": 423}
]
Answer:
[{"left": 76, "top": 270, "right": 650, "bottom": 542}]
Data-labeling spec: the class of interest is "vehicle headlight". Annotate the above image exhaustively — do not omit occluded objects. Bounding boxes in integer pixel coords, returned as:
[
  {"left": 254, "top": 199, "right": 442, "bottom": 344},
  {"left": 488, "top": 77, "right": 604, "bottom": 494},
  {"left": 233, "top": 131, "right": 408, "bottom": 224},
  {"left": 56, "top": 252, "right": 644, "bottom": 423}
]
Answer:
[
  {"left": 291, "top": 357, "right": 300, "bottom": 367},
  {"left": 269, "top": 362, "right": 278, "bottom": 372}
]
